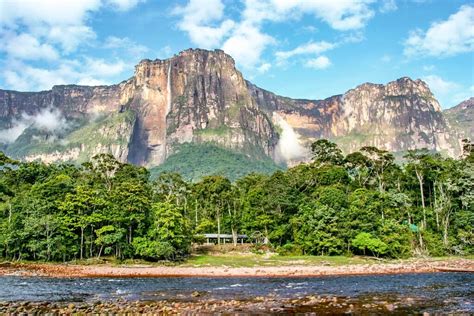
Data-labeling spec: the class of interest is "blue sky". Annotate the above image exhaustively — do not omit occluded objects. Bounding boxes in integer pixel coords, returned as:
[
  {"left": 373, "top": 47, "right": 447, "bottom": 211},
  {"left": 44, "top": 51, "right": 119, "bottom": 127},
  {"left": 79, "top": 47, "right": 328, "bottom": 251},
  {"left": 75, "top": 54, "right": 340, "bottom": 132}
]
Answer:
[{"left": 0, "top": 0, "right": 472, "bottom": 108}]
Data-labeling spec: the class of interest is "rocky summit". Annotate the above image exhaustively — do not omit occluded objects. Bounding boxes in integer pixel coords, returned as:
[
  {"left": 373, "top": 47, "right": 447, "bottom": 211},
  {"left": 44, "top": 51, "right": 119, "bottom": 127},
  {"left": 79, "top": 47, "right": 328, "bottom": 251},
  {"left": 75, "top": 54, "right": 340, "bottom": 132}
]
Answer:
[{"left": 0, "top": 49, "right": 464, "bottom": 168}]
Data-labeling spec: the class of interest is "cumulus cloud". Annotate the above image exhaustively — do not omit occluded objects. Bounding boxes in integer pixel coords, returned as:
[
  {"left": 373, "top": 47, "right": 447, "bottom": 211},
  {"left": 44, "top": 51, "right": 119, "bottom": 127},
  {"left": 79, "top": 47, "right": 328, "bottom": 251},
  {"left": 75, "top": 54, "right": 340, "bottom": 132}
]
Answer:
[
  {"left": 404, "top": 5, "right": 474, "bottom": 57},
  {"left": 2, "top": 33, "right": 59, "bottom": 61},
  {"left": 305, "top": 56, "right": 331, "bottom": 69},
  {"left": 173, "top": 0, "right": 235, "bottom": 48},
  {"left": 3, "top": 58, "right": 128, "bottom": 91},
  {"left": 276, "top": 41, "right": 335, "bottom": 61},
  {"left": 423, "top": 75, "right": 460, "bottom": 95},
  {"left": 421, "top": 74, "right": 472, "bottom": 108},
  {"left": 173, "top": 0, "right": 378, "bottom": 71},
  {"left": 263, "top": 0, "right": 375, "bottom": 31},
  {"left": 379, "top": 0, "right": 397, "bottom": 13},
  {"left": 222, "top": 23, "right": 275, "bottom": 68},
  {"left": 0, "top": 0, "right": 146, "bottom": 90},
  {"left": 0, "top": 107, "right": 68, "bottom": 144}
]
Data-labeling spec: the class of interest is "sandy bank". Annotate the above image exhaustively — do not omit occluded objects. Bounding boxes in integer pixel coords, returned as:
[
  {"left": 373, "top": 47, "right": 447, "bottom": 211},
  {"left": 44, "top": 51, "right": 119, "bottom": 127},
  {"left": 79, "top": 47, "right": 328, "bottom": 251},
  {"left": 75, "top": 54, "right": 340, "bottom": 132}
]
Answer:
[{"left": 0, "top": 258, "right": 472, "bottom": 278}]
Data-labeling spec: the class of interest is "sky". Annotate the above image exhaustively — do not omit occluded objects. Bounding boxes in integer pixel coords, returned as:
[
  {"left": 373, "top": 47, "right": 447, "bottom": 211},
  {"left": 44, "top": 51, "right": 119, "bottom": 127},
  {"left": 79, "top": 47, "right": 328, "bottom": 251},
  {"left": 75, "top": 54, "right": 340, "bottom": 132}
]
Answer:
[{"left": 0, "top": 0, "right": 473, "bottom": 109}]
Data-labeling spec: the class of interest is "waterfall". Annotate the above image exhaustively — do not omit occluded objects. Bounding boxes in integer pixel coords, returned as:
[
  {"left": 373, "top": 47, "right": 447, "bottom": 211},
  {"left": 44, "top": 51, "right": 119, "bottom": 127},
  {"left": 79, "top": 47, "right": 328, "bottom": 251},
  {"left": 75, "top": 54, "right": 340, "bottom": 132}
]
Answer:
[{"left": 166, "top": 62, "right": 172, "bottom": 115}]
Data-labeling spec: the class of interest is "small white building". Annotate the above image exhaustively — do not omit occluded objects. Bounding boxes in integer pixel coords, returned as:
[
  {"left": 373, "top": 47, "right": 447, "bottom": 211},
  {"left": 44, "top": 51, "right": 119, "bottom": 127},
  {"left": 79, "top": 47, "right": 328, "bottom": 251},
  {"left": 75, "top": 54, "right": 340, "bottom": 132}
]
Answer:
[{"left": 202, "top": 234, "right": 248, "bottom": 244}]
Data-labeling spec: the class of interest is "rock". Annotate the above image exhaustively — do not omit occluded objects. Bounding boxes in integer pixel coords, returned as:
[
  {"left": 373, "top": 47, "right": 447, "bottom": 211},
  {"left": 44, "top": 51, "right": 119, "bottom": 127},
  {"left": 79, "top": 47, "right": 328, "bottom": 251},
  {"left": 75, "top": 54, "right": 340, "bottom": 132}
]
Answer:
[
  {"left": 0, "top": 49, "right": 461, "bottom": 170},
  {"left": 385, "top": 303, "right": 395, "bottom": 311},
  {"left": 191, "top": 291, "right": 201, "bottom": 297}
]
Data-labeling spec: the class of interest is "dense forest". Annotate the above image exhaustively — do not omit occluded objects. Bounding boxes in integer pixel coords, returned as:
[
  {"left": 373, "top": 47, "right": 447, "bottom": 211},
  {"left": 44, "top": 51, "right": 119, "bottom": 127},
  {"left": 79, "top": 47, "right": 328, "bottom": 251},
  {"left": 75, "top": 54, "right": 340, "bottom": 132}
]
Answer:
[{"left": 0, "top": 140, "right": 472, "bottom": 262}]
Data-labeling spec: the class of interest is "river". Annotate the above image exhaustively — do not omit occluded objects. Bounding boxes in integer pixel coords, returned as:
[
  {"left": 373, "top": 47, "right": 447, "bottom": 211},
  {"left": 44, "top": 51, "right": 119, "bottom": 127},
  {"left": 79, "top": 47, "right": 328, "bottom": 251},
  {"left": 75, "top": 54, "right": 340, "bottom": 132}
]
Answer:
[{"left": 0, "top": 272, "right": 472, "bottom": 314}]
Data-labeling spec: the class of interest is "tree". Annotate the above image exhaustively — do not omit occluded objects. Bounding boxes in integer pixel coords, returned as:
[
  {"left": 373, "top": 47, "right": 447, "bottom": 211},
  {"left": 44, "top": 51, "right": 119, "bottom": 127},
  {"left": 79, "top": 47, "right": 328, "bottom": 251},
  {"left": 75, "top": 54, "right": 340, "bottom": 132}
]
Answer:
[
  {"left": 352, "top": 232, "right": 388, "bottom": 257},
  {"left": 311, "top": 139, "right": 344, "bottom": 165},
  {"left": 360, "top": 146, "right": 395, "bottom": 192},
  {"left": 138, "top": 202, "right": 192, "bottom": 260}
]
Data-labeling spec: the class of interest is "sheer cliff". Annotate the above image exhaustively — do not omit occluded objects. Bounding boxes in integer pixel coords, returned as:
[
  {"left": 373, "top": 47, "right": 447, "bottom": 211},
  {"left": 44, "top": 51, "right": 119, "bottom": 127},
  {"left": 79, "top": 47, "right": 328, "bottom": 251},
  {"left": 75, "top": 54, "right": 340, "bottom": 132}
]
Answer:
[
  {"left": 444, "top": 97, "right": 473, "bottom": 141},
  {"left": 0, "top": 48, "right": 461, "bottom": 167}
]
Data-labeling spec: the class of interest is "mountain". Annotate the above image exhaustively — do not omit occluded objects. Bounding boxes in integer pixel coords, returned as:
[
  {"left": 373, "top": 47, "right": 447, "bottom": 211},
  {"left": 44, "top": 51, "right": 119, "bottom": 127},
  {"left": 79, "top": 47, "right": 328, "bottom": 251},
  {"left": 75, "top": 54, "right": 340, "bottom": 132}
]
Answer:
[
  {"left": 444, "top": 97, "right": 473, "bottom": 141},
  {"left": 0, "top": 48, "right": 461, "bottom": 174}
]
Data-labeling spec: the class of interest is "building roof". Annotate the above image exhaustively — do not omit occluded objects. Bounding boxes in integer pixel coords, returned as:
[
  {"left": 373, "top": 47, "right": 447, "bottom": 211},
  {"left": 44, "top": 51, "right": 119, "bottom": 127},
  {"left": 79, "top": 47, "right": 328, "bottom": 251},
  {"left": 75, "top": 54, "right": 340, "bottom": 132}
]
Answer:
[{"left": 201, "top": 234, "right": 247, "bottom": 238}]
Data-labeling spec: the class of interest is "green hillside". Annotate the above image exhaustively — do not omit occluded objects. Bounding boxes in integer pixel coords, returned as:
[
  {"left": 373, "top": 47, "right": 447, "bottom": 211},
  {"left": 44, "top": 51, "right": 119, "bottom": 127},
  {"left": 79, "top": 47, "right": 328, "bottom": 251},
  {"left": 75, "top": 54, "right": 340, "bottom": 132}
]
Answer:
[{"left": 150, "top": 143, "right": 284, "bottom": 182}]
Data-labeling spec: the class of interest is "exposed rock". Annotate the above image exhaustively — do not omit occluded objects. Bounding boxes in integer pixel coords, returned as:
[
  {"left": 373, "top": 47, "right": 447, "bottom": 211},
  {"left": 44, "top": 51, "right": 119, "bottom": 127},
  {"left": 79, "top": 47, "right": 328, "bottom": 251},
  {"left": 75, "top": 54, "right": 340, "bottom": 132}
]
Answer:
[
  {"left": 0, "top": 49, "right": 461, "bottom": 167},
  {"left": 444, "top": 97, "right": 473, "bottom": 141}
]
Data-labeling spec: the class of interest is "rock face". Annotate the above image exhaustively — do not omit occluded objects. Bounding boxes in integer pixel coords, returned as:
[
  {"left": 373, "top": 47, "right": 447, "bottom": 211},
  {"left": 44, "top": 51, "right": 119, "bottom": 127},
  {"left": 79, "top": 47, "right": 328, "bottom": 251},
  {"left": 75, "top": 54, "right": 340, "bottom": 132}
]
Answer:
[
  {"left": 444, "top": 97, "right": 473, "bottom": 141},
  {"left": 0, "top": 48, "right": 461, "bottom": 166}
]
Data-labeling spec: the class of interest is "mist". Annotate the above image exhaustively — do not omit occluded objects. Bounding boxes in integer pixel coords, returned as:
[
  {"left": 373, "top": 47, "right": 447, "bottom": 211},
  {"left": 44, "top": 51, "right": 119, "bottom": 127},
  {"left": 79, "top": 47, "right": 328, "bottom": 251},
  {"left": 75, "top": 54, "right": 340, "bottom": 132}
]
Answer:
[
  {"left": 0, "top": 107, "right": 68, "bottom": 144},
  {"left": 273, "top": 112, "right": 310, "bottom": 163}
]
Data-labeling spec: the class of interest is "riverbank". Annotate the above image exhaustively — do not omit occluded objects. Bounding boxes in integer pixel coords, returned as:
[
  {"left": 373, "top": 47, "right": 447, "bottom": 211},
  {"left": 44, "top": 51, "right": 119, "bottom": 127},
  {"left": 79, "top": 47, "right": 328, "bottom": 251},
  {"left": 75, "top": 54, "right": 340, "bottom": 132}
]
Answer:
[
  {"left": 0, "top": 293, "right": 455, "bottom": 314},
  {"left": 1, "top": 256, "right": 472, "bottom": 278}
]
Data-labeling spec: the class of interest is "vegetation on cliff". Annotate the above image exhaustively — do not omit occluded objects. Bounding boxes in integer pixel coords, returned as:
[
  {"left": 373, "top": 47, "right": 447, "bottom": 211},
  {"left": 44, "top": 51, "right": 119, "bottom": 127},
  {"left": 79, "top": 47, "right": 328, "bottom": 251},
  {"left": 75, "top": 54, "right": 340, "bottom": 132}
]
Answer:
[
  {"left": 150, "top": 143, "right": 282, "bottom": 182},
  {"left": 0, "top": 139, "right": 472, "bottom": 262}
]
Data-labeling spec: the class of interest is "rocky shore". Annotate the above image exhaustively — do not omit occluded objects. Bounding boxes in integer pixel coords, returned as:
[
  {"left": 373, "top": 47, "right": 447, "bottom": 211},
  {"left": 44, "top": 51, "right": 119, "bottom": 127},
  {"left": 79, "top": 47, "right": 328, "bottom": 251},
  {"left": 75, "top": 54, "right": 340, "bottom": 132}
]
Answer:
[
  {"left": 0, "top": 258, "right": 472, "bottom": 278},
  {"left": 0, "top": 293, "right": 464, "bottom": 315}
]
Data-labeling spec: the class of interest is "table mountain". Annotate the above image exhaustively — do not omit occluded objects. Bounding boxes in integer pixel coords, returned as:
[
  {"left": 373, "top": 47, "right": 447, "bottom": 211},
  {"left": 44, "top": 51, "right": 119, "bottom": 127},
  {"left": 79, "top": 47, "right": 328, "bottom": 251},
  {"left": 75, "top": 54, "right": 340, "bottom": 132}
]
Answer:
[{"left": 0, "top": 48, "right": 461, "bottom": 168}]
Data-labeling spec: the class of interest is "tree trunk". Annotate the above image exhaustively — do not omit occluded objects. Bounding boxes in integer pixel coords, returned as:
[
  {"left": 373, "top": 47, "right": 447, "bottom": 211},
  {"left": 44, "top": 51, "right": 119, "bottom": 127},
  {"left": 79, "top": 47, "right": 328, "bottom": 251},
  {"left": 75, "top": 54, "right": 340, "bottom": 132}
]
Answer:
[
  {"left": 443, "top": 213, "right": 451, "bottom": 247},
  {"left": 80, "top": 227, "right": 84, "bottom": 260},
  {"left": 97, "top": 245, "right": 103, "bottom": 259},
  {"left": 195, "top": 204, "right": 198, "bottom": 226},
  {"left": 232, "top": 228, "right": 237, "bottom": 246},
  {"left": 416, "top": 170, "right": 426, "bottom": 228},
  {"left": 217, "top": 212, "right": 221, "bottom": 245}
]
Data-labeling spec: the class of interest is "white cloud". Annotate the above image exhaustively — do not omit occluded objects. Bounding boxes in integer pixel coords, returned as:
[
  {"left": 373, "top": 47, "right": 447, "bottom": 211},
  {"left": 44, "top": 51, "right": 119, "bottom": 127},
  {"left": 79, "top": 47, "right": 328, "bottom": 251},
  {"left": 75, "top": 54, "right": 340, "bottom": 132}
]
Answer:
[
  {"left": 404, "top": 5, "right": 474, "bottom": 57},
  {"left": 0, "top": 0, "right": 145, "bottom": 61},
  {"left": 173, "top": 0, "right": 378, "bottom": 71},
  {"left": 265, "top": 0, "right": 375, "bottom": 31},
  {"left": 104, "top": 36, "right": 149, "bottom": 57},
  {"left": 84, "top": 58, "right": 127, "bottom": 77},
  {"left": 2, "top": 33, "right": 59, "bottom": 60},
  {"left": 173, "top": 0, "right": 235, "bottom": 48},
  {"left": 2, "top": 58, "right": 129, "bottom": 91},
  {"left": 106, "top": 0, "right": 145, "bottom": 11},
  {"left": 257, "top": 63, "right": 271, "bottom": 74},
  {"left": 305, "top": 56, "right": 332, "bottom": 69},
  {"left": 0, "top": 0, "right": 102, "bottom": 28},
  {"left": 0, "top": 0, "right": 146, "bottom": 91},
  {"left": 0, "top": 118, "right": 29, "bottom": 143},
  {"left": 421, "top": 75, "right": 473, "bottom": 108},
  {"left": 47, "top": 25, "right": 96, "bottom": 52},
  {"left": 422, "top": 75, "right": 459, "bottom": 95},
  {"left": 156, "top": 45, "right": 173, "bottom": 59},
  {"left": 0, "top": 107, "right": 68, "bottom": 144},
  {"left": 379, "top": 0, "right": 397, "bottom": 13},
  {"left": 30, "top": 108, "right": 68, "bottom": 132},
  {"left": 222, "top": 23, "right": 275, "bottom": 68},
  {"left": 276, "top": 41, "right": 335, "bottom": 61}
]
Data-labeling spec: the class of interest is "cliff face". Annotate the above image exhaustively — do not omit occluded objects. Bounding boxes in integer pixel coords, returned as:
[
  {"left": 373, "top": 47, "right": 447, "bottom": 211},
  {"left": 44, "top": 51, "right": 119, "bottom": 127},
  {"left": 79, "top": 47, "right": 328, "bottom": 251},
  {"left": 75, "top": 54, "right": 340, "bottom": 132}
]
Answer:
[
  {"left": 444, "top": 97, "right": 473, "bottom": 141},
  {"left": 0, "top": 49, "right": 461, "bottom": 166}
]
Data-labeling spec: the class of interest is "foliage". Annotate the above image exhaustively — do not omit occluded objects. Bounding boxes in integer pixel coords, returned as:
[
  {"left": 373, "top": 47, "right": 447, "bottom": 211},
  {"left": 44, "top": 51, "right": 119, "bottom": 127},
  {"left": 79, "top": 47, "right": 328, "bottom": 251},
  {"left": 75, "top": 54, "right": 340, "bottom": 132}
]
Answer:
[
  {"left": 0, "top": 139, "right": 472, "bottom": 262},
  {"left": 149, "top": 143, "right": 283, "bottom": 182}
]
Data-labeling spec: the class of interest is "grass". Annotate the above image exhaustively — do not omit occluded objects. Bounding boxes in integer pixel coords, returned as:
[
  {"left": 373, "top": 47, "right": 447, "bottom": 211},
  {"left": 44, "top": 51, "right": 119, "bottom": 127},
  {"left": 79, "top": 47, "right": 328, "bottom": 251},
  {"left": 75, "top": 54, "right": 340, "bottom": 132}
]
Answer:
[{"left": 182, "top": 254, "right": 375, "bottom": 268}]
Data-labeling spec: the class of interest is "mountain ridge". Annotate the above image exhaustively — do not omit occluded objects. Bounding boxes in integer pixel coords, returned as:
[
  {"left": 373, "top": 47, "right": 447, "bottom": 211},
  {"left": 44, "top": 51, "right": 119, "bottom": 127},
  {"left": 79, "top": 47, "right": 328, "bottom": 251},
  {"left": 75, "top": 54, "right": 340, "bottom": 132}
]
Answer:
[{"left": 0, "top": 48, "right": 463, "bottom": 168}]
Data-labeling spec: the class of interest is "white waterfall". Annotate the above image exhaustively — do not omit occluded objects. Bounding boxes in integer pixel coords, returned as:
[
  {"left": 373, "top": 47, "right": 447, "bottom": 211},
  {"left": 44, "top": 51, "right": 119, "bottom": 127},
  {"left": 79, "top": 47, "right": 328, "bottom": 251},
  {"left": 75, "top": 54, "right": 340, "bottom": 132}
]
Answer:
[
  {"left": 166, "top": 62, "right": 172, "bottom": 115},
  {"left": 273, "top": 112, "right": 309, "bottom": 163}
]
